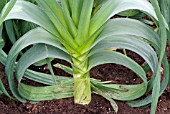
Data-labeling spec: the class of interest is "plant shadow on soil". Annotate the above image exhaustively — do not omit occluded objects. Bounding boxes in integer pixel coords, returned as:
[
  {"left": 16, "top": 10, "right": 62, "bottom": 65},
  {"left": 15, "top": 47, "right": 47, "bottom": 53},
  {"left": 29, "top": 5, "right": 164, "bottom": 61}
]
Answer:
[{"left": 0, "top": 46, "right": 170, "bottom": 114}]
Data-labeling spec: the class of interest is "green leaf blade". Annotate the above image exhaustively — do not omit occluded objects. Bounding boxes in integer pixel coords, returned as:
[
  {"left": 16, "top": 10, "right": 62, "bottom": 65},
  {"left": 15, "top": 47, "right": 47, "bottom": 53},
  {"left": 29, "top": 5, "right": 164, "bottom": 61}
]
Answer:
[{"left": 89, "top": 0, "right": 157, "bottom": 36}]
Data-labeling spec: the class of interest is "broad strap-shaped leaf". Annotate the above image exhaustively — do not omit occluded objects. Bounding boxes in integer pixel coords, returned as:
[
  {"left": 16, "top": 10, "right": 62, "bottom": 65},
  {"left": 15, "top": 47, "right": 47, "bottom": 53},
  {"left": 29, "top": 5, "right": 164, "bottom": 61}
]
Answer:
[
  {"left": 0, "top": 0, "right": 16, "bottom": 98},
  {"left": 150, "top": 0, "right": 168, "bottom": 114},
  {"left": 92, "top": 80, "right": 147, "bottom": 101},
  {"left": 16, "top": 44, "right": 71, "bottom": 83},
  {"left": 90, "top": 35, "right": 158, "bottom": 73},
  {"left": 6, "top": 27, "right": 68, "bottom": 56},
  {"left": 75, "top": 0, "right": 94, "bottom": 45},
  {"left": 1, "top": 47, "right": 72, "bottom": 87},
  {"left": 5, "top": 27, "right": 70, "bottom": 102},
  {"left": 96, "top": 18, "right": 160, "bottom": 47},
  {"left": 61, "top": 0, "right": 77, "bottom": 38},
  {"left": 160, "top": 0, "right": 170, "bottom": 45},
  {"left": 0, "top": 1, "right": 15, "bottom": 48},
  {"left": 37, "top": 0, "right": 68, "bottom": 29},
  {"left": 36, "top": 0, "right": 79, "bottom": 50},
  {"left": 72, "top": 0, "right": 84, "bottom": 27},
  {"left": 25, "top": 69, "right": 73, "bottom": 86},
  {"left": 4, "top": 0, "right": 58, "bottom": 36},
  {"left": 16, "top": 44, "right": 72, "bottom": 101},
  {"left": 6, "top": 44, "right": 71, "bottom": 102},
  {"left": 128, "top": 56, "right": 169, "bottom": 108},
  {"left": 89, "top": 0, "right": 157, "bottom": 36},
  {"left": 88, "top": 50, "right": 147, "bottom": 84},
  {"left": 5, "top": 0, "right": 78, "bottom": 52},
  {"left": 26, "top": 64, "right": 148, "bottom": 101},
  {"left": 18, "top": 83, "right": 73, "bottom": 101},
  {"left": 160, "top": 0, "right": 170, "bottom": 24},
  {"left": 88, "top": 50, "right": 148, "bottom": 100},
  {"left": 0, "top": 0, "right": 16, "bottom": 26},
  {"left": 81, "top": 18, "right": 160, "bottom": 53},
  {"left": 5, "top": 20, "right": 16, "bottom": 44}
]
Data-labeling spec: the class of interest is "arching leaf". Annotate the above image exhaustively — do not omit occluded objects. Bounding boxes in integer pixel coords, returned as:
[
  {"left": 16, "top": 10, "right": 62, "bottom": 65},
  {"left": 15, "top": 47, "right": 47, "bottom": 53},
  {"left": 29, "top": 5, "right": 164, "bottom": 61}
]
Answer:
[
  {"left": 90, "top": 35, "right": 158, "bottom": 73},
  {"left": 128, "top": 56, "right": 169, "bottom": 108},
  {"left": 81, "top": 18, "right": 160, "bottom": 53},
  {"left": 16, "top": 44, "right": 71, "bottom": 83},
  {"left": 95, "top": 18, "right": 160, "bottom": 48},
  {"left": 5, "top": 27, "right": 71, "bottom": 102},
  {"left": 0, "top": 0, "right": 16, "bottom": 26},
  {"left": 89, "top": 0, "right": 157, "bottom": 36},
  {"left": 88, "top": 50, "right": 147, "bottom": 84},
  {"left": 4, "top": 1, "right": 58, "bottom": 36}
]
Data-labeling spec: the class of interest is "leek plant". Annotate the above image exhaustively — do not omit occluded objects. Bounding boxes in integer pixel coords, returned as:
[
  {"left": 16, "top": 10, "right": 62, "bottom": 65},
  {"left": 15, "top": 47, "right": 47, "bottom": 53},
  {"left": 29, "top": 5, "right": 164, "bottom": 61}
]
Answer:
[{"left": 0, "top": 0, "right": 169, "bottom": 114}]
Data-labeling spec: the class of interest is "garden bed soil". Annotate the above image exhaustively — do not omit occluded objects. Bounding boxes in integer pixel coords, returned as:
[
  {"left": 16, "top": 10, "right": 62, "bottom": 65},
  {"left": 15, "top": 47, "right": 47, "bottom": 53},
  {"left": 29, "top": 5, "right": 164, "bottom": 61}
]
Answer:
[{"left": 0, "top": 46, "right": 169, "bottom": 114}]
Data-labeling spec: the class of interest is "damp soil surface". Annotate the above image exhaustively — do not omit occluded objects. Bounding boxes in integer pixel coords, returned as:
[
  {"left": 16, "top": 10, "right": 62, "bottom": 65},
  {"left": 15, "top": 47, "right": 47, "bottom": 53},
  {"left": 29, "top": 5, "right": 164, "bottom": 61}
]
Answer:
[{"left": 0, "top": 46, "right": 170, "bottom": 114}]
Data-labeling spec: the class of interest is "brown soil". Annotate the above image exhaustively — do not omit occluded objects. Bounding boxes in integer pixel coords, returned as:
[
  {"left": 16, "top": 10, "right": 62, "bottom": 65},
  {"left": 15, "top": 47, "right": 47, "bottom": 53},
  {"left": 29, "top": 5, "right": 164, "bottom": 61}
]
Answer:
[{"left": 0, "top": 47, "right": 169, "bottom": 114}]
